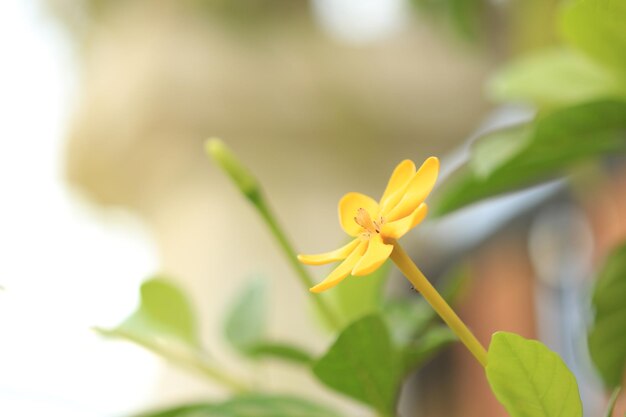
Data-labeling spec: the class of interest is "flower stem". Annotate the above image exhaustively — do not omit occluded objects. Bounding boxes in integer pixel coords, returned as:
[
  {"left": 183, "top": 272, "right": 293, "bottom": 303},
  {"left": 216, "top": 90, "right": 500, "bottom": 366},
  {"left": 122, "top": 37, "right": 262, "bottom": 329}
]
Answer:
[
  {"left": 389, "top": 241, "right": 488, "bottom": 367},
  {"left": 255, "top": 199, "right": 341, "bottom": 330},
  {"left": 206, "top": 139, "right": 341, "bottom": 330},
  {"left": 604, "top": 386, "right": 621, "bottom": 417},
  {"left": 97, "top": 327, "right": 249, "bottom": 393}
]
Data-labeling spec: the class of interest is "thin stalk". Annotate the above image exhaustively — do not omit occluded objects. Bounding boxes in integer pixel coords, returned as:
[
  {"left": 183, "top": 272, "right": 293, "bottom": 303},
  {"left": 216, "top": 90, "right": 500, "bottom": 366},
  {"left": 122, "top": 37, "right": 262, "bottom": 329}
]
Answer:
[
  {"left": 605, "top": 386, "right": 621, "bottom": 417},
  {"left": 100, "top": 328, "right": 249, "bottom": 393},
  {"left": 255, "top": 199, "right": 341, "bottom": 330},
  {"left": 206, "top": 139, "right": 341, "bottom": 330},
  {"left": 389, "top": 241, "right": 488, "bottom": 367}
]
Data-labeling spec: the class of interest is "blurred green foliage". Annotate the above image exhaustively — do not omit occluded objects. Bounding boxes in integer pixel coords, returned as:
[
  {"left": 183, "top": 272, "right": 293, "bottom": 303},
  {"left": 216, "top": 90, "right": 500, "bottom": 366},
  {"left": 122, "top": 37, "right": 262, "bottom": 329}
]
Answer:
[
  {"left": 433, "top": 0, "right": 626, "bottom": 215},
  {"left": 410, "top": 0, "right": 487, "bottom": 41},
  {"left": 488, "top": 48, "right": 625, "bottom": 108},
  {"left": 559, "top": 0, "right": 626, "bottom": 77},
  {"left": 433, "top": 100, "right": 626, "bottom": 216},
  {"left": 224, "top": 277, "right": 314, "bottom": 364},
  {"left": 224, "top": 277, "right": 267, "bottom": 355},
  {"left": 135, "top": 394, "right": 343, "bottom": 417},
  {"left": 588, "top": 242, "right": 626, "bottom": 388}
]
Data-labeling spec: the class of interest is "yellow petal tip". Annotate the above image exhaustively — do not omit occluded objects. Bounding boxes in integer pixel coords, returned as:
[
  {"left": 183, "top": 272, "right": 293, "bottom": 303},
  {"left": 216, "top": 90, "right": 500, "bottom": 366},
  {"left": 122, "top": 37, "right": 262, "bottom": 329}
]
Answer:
[
  {"left": 309, "top": 284, "right": 329, "bottom": 293},
  {"left": 426, "top": 156, "right": 440, "bottom": 169}
]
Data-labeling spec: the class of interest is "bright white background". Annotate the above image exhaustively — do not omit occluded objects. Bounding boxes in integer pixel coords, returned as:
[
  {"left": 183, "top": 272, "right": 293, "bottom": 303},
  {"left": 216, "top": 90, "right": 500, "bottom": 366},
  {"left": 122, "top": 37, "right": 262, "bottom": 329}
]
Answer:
[{"left": 0, "top": 1, "right": 160, "bottom": 416}]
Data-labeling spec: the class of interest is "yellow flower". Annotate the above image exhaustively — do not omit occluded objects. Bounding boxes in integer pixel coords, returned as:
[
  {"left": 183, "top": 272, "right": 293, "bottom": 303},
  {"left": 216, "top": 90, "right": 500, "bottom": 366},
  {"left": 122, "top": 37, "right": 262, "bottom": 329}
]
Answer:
[{"left": 298, "top": 157, "right": 439, "bottom": 293}]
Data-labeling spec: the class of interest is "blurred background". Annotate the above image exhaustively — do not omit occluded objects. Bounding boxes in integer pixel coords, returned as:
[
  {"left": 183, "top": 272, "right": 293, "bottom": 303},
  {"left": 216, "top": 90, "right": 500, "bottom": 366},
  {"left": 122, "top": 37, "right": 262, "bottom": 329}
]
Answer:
[{"left": 1, "top": 0, "right": 624, "bottom": 416}]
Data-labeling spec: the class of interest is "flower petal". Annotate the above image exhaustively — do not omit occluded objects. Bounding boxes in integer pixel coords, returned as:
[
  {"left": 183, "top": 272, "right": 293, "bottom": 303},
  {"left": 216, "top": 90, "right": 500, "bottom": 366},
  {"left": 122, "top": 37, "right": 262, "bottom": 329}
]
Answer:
[
  {"left": 352, "top": 234, "right": 394, "bottom": 276},
  {"left": 309, "top": 241, "right": 367, "bottom": 293},
  {"left": 385, "top": 157, "right": 438, "bottom": 222},
  {"left": 298, "top": 239, "right": 361, "bottom": 265},
  {"left": 338, "top": 192, "right": 379, "bottom": 237},
  {"left": 381, "top": 203, "right": 428, "bottom": 240},
  {"left": 379, "top": 160, "right": 416, "bottom": 212}
]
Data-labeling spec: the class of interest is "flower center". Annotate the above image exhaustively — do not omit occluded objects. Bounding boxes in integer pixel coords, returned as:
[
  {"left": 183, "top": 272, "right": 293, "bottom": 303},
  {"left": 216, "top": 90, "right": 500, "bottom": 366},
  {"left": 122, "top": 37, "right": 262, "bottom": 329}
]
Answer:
[{"left": 354, "top": 207, "right": 385, "bottom": 238}]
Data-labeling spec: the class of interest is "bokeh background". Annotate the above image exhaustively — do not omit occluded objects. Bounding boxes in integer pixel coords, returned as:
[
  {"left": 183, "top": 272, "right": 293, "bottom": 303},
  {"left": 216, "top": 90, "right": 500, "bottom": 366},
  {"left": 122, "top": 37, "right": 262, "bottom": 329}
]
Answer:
[{"left": 1, "top": 0, "right": 624, "bottom": 416}]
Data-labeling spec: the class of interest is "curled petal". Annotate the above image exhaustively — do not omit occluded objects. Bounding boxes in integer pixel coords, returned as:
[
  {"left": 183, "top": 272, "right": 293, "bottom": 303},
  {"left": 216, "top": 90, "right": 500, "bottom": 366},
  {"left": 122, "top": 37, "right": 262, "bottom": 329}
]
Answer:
[
  {"left": 386, "top": 157, "right": 438, "bottom": 222},
  {"left": 381, "top": 203, "right": 428, "bottom": 240},
  {"left": 298, "top": 239, "right": 360, "bottom": 266},
  {"left": 352, "top": 234, "right": 394, "bottom": 276},
  {"left": 338, "top": 192, "right": 379, "bottom": 237},
  {"left": 310, "top": 241, "right": 367, "bottom": 293},
  {"left": 379, "top": 160, "right": 416, "bottom": 212}
]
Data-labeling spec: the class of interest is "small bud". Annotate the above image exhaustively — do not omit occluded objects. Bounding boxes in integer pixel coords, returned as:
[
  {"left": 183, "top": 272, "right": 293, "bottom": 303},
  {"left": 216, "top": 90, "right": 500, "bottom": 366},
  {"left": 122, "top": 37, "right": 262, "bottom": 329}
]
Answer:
[{"left": 205, "top": 138, "right": 261, "bottom": 203}]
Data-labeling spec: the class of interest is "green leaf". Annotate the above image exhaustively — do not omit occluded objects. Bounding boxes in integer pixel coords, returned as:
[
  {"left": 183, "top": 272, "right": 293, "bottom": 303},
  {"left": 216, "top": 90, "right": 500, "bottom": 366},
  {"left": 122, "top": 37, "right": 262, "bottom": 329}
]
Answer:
[
  {"left": 560, "top": 0, "right": 626, "bottom": 77},
  {"left": 488, "top": 47, "right": 626, "bottom": 108},
  {"left": 312, "top": 314, "right": 401, "bottom": 415},
  {"left": 135, "top": 393, "right": 344, "bottom": 417},
  {"left": 588, "top": 242, "right": 626, "bottom": 388},
  {"left": 332, "top": 260, "right": 391, "bottom": 324},
  {"left": 224, "top": 278, "right": 267, "bottom": 354},
  {"left": 248, "top": 342, "right": 314, "bottom": 365},
  {"left": 109, "top": 277, "right": 200, "bottom": 348},
  {"left": 432, "top": 99, "right": 626, "bottom": 216},
  {"left": 486, "top": 331, "right": 582, "bottom": 417},
  {"left": 402, "top": 326, "right": 456, "bottom": 371}
]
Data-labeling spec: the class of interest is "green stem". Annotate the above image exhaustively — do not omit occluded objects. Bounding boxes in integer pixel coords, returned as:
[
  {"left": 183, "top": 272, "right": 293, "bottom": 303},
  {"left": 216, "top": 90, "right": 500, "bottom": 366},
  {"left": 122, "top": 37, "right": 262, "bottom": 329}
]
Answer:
[
  {"left": 605, "top": 386, "right": 621, "bottom": 417},
  {"left": 205, "top": 138, "right": 341, "bottom": 330},
  {"left": 255, "top": 198, "right": 341, "bottom": 330},
  {"left": 99, "top": 328, "right": 249, "bottom": 393},
  {"left": 188, "top": 353, "right": 249, "bottom": 393}
]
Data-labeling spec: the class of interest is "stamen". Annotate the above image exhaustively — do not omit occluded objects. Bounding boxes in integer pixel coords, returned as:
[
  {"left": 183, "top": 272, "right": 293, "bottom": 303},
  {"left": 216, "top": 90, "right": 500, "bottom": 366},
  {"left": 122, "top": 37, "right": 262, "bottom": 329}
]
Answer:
[{"left": 354, "top": 208, "right": 377, "bottom": 233}]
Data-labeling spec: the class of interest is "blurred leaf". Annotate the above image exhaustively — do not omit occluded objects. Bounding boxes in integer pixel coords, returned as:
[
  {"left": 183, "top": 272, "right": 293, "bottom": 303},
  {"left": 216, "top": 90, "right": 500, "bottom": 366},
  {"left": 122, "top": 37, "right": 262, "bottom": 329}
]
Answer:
[
  {"left": 588, "top": 242, "right": 626, "bottom": 388},
  {"left": 224, "top": 278, "right": 313, "bottom": 366},
  {"left": 448, "top": 0, "right": 484, "bottom": 41},
  {"left": 332, "top": 260, "right": 391, "bottom": 325},
  {"left": 469, "top": 124, "right": 534, "bottom": 177},
  {"left": 135, "top": 393, "right": 343, "bottom": 417},
  {"left": 486, "top": 332, "right": 582, "bottom": 417},
  {"left": 432, "top": 99, "right": 626, "bottom": 216},
  {"left": 224, "top": 278, "right": 267, "bottom": 355},
  {"left": 560, "top": 0, "right": 626, "bottom": 77},
  {"left": 489, "top": 48, "right": 626, "bottom": 108},
  {"left": 312, "top": 314, "right": 401, "bottom": 415},
  {"left": 402, "top": 326, "right": 456, "bottom": 371},
  {"left": 96, "top": 278, "right": 242, "bottom": 385},
  {"left": 111, "top": 277, "right": 200, "bottom": 348},
  {"left": 249, "top": 342, "right": 313, "bottom": 365},
  {"left": 410, "top": 0, "right": 486, "bottom": 42},
  {"left": 383, "top": 265, "right": 469, "bottom": 346},
  {"left": 383, "top": 298, "right": 434, "bottom": 347}
]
